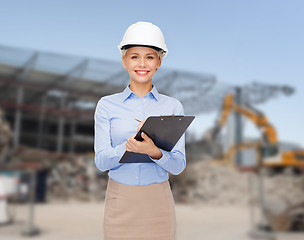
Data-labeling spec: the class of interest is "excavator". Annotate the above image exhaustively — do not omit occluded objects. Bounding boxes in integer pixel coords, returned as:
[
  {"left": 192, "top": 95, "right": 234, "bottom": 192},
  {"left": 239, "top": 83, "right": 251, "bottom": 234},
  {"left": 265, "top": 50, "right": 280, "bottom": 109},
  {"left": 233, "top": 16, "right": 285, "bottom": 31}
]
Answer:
[
  {"left": 204, "top": 94, "right": 304, "bottom": 238},
  {"left": 205, "top": 93, "right": 304, "bottom": 168}
]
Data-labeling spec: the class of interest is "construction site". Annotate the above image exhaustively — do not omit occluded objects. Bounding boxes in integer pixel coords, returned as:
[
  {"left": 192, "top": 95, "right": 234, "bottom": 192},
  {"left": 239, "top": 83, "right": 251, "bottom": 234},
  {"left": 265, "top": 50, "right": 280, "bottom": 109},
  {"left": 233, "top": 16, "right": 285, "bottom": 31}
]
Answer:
[{"left": 0, "top": 44, "right": 304, "bottom": 240}]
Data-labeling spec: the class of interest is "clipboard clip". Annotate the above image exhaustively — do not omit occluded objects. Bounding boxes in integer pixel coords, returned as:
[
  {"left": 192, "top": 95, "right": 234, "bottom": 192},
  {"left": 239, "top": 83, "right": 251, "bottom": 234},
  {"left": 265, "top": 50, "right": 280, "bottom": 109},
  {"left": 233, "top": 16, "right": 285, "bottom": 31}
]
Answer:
[{"left": 159, "top": 115, "right": 184, "bottom": 121}]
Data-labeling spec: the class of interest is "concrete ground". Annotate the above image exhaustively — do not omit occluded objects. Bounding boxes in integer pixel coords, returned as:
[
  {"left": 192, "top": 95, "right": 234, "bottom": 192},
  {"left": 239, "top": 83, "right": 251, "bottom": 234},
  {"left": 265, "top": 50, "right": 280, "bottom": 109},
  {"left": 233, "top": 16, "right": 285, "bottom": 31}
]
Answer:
[{"left": 0, "top": 202, "right": 303, "bottom": 240}]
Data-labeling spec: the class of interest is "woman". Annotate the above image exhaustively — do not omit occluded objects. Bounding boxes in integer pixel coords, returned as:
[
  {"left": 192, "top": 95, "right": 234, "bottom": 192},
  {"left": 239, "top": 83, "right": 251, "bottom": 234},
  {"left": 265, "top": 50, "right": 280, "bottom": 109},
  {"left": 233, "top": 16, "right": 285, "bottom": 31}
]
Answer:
[{"left": 94, "top": 21, "right": 186, "bottom": 240}]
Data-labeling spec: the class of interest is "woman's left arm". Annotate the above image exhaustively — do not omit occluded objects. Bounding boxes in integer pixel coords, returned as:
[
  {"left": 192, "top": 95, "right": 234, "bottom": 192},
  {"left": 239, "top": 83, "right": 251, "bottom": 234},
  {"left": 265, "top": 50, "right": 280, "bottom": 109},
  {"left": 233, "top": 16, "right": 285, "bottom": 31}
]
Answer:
[
  {"left": 150, "top": 100, "right": 186, "bottom": 175},
  {"left": 150, "top": 135, "right": 186, "bottom": 175}
]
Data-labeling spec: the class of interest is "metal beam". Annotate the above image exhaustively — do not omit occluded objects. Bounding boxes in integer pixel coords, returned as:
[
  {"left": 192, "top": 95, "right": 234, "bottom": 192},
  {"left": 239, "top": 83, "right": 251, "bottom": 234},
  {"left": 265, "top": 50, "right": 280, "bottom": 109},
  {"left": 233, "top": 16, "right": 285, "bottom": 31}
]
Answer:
[
  {"left": 0, "top": 76, "right": 103, "bottom": 99},
  {"left": 56, "top": 96, "right": 65, "bottom": 153},
  {"left": 69, "top": 118, "right": 76, "bottom": 153},
  {"left": 37, "top": 95, "right": 47, "bottom": 149},
  {"left": 0, "top": 100, "right": 94, "bottom": 121},
  {"left": 25, "top": 59, "right": 89, "bottom": 104},
  {"left": 234, "top": 87, "right": 244, "bottom": 165},
  {"left": 13, "top": 53, "right": 38, "bottom": 148}
]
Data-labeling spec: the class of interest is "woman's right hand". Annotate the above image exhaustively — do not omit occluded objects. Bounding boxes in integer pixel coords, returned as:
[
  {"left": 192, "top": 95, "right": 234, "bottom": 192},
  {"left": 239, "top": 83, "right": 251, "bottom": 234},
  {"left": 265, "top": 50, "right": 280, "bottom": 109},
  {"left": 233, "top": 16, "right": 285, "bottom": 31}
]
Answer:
[{"left": 126, "top": 132, "right": 162, "bottom": 159}]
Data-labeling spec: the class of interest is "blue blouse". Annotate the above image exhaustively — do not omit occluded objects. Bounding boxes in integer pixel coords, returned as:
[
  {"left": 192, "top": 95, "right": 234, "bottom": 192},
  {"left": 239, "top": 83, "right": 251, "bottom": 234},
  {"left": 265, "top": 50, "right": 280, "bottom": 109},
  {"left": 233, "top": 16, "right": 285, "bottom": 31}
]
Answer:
[{"left": 94, "top": 85, "right": 186, "bottom": 186}]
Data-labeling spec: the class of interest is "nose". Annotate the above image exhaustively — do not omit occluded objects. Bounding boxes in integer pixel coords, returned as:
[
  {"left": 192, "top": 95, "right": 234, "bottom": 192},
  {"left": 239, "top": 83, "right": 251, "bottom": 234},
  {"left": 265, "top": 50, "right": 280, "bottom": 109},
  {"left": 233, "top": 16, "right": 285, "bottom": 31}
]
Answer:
[{"left": 138, "top": 58, "right": 146, "bottom": 68}]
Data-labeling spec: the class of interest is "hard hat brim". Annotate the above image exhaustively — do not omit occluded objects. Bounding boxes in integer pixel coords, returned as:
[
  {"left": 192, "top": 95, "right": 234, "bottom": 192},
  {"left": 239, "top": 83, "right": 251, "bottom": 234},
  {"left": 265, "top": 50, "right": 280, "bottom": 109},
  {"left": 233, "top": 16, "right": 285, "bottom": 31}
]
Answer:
[{"left": 119, "top": 44, "right": 167, "bottom": 57}]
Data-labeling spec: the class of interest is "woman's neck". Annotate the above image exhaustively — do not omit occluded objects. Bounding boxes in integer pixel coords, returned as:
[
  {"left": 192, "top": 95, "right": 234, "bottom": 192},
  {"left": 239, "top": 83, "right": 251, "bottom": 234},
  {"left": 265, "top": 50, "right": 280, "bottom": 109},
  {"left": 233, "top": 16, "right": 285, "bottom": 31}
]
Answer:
[{"left": 129, "top": 82, "right": 153, "bottom": 98}]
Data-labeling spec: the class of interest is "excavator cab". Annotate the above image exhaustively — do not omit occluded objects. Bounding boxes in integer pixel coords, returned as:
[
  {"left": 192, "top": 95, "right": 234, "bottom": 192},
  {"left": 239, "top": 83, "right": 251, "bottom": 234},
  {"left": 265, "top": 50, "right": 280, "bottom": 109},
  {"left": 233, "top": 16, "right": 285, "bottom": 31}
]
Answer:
[{"left": 261, "top": 144, "right": 279, "bottom": 158}]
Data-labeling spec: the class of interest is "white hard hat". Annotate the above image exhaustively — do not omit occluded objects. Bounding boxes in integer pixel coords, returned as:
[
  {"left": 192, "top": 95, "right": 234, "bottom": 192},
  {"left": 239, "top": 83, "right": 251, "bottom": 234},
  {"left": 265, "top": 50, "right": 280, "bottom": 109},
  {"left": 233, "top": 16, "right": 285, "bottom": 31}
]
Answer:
[{"left": 118, "top": 21, "right": 168, "bottom": 58}]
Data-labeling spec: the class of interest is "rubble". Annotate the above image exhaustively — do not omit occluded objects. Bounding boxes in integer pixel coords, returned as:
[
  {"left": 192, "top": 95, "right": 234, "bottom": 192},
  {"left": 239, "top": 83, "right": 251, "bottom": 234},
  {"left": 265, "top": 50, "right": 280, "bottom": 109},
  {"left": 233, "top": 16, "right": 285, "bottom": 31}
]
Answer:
[
  {"left": 44, "top": 156, "right": 304, "bottom": 206},
  {"left": 169, "top": 158, "right": 304, "bottom": 206},
  {"left": 4, "top": 146, "right": 303, "bottom": 206},
  {"left": 46, "top": 155, "right": 108, "bottom": 202},
  {"left": 0, "top": 109, "right": 13, "bottom": 167}
]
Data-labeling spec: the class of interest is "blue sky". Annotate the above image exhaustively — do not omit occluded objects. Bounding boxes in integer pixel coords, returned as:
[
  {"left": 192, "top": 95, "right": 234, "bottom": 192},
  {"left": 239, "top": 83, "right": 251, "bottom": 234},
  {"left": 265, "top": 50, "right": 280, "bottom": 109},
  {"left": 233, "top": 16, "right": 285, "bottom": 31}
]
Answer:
[{"left": 0, "top": 0, "right": 303, "bottom": 147}]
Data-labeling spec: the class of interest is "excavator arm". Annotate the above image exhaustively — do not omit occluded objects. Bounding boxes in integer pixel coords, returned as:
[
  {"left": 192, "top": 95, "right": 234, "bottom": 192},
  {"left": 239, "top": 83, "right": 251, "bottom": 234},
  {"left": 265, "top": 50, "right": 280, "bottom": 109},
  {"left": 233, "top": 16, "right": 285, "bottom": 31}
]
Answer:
[
  {"left": 207, "top": 94, "right": 234, "bottom": 141},
  {"left": 207, "top": 93, "right": 304, "bottom": 167},
  {"left": 206, "top": 93, "right": 279, "bottom": 164},
  {"left": 208, "top": 94, "right": 278, "bottom": 146},
  {"left": 233, "top": 103, "right": 277, "bottom": 145}
]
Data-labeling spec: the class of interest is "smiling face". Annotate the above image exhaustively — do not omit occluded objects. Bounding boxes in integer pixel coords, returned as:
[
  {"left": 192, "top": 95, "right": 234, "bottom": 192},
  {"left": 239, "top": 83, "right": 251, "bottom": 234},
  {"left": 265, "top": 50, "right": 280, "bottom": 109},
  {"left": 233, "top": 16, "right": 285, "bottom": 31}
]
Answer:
[{"left": 122, "top": 46, "right": 161, "bottom": 88}]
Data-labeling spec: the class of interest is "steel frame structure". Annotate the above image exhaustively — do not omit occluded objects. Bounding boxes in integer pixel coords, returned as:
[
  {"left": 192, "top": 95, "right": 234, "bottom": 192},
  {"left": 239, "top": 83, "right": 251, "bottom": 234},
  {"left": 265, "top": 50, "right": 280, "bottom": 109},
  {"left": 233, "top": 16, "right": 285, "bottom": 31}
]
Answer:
[{"left": 0, "top": 45, "right": 293, "bottom": 153}]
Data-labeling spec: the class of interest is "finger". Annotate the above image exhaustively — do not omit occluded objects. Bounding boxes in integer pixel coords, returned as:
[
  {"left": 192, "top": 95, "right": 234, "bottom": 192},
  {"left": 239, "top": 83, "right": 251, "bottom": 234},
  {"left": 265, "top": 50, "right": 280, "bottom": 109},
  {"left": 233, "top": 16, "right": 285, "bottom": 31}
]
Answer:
[
  {"left": 127, "top": 138, "right": 136, "bottom": 148},
  {"left": 126, "top": 144, "right": 133, "bottom": 152},
  {"left": 127, "top": 136, "right": 136, "bottom": 144},
  {"left": 128, "top": 136, "right": 139, "bottom": 145},
  {"left": 137, "top": 126, "right": 143, "bottom": 132},
  {"left": 141, "top": 132, "right": 151, "bottom": 142},
  {"left": 137, "top": 120, "right": 146, "bottom": 131},
  {"left": 126, "top": 141, "right": 136, "bottom": 152},
  {"left": 127, "top": 137, "right": 141, "bottom": 150}
]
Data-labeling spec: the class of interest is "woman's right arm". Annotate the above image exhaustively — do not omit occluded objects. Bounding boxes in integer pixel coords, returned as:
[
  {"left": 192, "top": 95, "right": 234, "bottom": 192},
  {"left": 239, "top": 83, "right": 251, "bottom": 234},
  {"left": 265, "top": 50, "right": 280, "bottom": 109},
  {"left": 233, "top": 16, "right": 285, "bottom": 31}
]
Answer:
[{"left": 94, "top": 99, "right": 126, "bottom": 172}]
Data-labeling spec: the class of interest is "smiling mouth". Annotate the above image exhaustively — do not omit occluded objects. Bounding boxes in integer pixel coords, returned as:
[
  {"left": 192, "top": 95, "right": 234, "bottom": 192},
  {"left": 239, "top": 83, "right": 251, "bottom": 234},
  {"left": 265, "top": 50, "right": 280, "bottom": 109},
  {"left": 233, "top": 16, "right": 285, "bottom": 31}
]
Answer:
[{"left": 135, "top": 70, "right": 149, "bottom": 76}]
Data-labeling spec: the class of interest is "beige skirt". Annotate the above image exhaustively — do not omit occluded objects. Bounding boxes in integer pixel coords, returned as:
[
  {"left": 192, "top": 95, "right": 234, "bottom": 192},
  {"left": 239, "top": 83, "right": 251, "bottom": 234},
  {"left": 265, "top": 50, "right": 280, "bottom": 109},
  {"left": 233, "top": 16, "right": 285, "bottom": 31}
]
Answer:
[{"left": 103, "top": 178, "right": 176, "bottom": 240}]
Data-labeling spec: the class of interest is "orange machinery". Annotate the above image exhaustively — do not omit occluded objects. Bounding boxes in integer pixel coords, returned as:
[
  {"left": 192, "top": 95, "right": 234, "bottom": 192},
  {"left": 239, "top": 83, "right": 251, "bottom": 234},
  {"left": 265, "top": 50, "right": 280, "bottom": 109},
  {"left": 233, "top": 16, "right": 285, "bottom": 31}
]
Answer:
[{"left": 207, "top": 94, "right": 304, "bottom": 168}]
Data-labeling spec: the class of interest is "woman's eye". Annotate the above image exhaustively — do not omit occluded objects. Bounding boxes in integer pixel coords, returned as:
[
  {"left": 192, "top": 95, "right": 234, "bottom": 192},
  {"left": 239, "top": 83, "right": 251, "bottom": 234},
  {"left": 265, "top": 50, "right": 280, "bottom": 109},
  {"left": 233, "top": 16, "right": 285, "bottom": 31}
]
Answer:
[
  {"left": 131, "top": 56, "right": 138, "bottom": 59},
  {"left": 147, "top": 56, "right": 154, "bottom": 59}
]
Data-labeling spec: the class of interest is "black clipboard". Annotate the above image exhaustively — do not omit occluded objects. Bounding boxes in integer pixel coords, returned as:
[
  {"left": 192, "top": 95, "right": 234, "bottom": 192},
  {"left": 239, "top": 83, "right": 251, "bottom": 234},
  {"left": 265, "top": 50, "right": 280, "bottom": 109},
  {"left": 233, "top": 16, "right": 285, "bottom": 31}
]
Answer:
[{"left": 119, "top": 115, "right": 195, "bottom": 163}]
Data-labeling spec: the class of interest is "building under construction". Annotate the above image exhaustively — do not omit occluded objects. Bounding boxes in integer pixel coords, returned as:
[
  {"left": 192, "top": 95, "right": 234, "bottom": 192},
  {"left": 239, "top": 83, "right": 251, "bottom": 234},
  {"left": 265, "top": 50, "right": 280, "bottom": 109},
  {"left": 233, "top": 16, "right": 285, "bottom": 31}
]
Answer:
[
  {"left": 0, "top": 45, "right": 218, "bottom": 154},
  {"left": 0, "top": 45, "right": 295, "bottom": 155}
]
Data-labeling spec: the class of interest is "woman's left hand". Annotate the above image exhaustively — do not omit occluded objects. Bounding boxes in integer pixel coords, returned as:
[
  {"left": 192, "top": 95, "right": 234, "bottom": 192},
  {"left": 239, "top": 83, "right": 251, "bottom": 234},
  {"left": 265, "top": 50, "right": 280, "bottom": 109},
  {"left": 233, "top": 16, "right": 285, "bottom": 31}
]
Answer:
[{"left": 126, "top": 132, "right": 163, "bottom": 159}]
